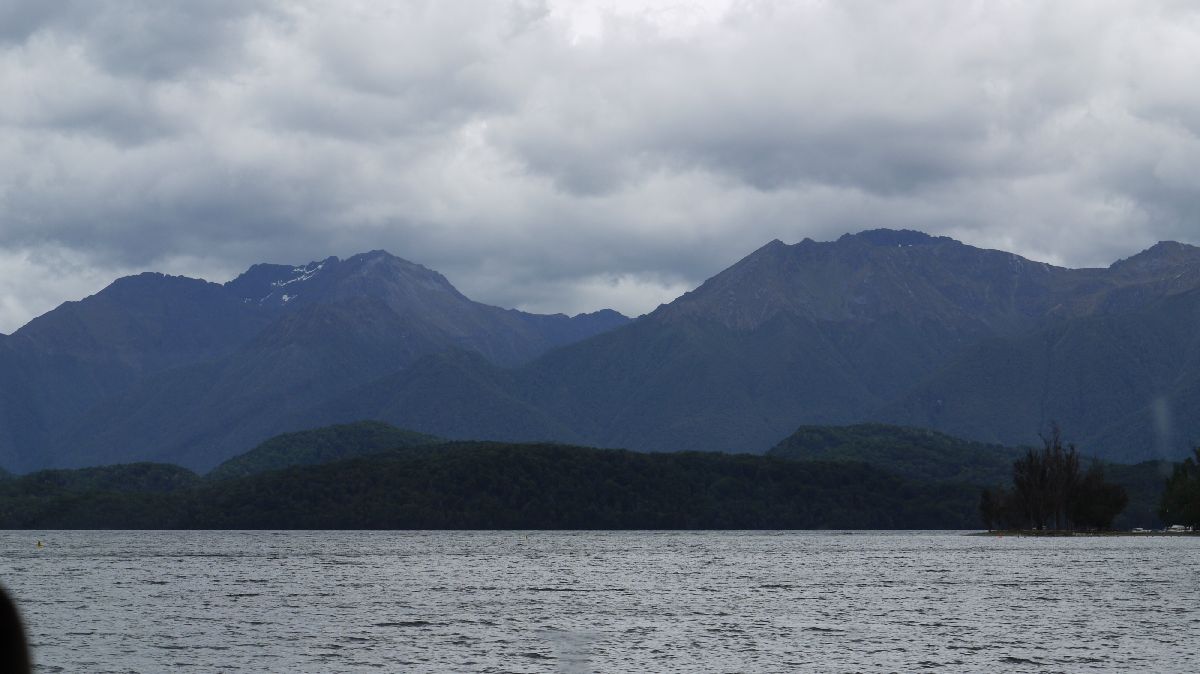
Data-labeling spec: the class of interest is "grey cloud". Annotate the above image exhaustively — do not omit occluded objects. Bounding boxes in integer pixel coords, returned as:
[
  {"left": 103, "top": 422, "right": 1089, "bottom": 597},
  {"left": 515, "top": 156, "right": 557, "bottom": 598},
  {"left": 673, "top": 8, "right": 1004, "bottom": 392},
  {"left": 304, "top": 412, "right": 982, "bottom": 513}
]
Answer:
[
  {"left": 487, "top": 4, "right": 1077, "bottom": 196},
  {"left": 1, "top": 0, "right": 279, "bottom": 79},
  {"left": 0, "top": 0, "right": 80, "bottom": 43},
  {"left": 3, "top": 0, "right": 1200, "bottom": 333},
  {"left": 83, "top": 2, "right": 278, "bottom": 80}
]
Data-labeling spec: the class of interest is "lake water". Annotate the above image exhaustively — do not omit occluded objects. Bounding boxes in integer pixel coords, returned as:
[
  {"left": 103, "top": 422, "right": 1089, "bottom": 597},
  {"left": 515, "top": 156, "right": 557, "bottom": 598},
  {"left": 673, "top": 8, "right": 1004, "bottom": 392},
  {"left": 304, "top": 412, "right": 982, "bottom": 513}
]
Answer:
[{"left": 1, "top": 531, "right": 1198, "bottom": 672}]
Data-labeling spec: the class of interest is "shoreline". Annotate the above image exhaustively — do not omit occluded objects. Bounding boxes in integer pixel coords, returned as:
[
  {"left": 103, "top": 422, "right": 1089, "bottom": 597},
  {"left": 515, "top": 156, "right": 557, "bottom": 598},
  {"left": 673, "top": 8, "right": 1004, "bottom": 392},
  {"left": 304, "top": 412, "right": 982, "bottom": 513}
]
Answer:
[{"left": 972, "top": 530, "right": 1199, "bottom": 537}]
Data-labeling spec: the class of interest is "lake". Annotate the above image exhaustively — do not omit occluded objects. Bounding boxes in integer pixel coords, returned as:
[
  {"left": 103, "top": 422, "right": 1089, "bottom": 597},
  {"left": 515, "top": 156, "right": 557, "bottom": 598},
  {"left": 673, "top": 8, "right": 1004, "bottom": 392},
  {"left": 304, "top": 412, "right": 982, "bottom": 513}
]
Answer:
[{"left": 1, "top": 531, "right": 1198, "bottom": 672}]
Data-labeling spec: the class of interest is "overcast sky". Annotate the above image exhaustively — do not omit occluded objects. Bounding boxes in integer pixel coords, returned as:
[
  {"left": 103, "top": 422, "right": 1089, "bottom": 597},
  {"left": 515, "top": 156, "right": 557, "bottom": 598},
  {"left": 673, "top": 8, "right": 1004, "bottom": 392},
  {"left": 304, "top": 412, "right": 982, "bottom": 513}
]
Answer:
[{"left": 3, "top": 0, "right": 1200, "bottom": 332}]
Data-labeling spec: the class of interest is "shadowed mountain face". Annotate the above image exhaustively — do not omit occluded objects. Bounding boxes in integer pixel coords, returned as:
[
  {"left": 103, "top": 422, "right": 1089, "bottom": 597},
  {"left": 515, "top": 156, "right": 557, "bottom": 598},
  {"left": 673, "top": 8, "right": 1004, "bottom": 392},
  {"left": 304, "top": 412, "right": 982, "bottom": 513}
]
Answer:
[
  {"left": 0, "top": 274, "right": 274, "bottom": 470},
  {"left": 309, "top": 230, "right": 1200, "bottom": 461},
  {"left": 2, "top": 230, "right": 1198, "bottom": 471},
  {"left": 223, "top": 250, "right": 629, "bottom": 365},
  {"left": 0, "top": 252, "right": 628, "bottom": 472},
  {"left": 878, "top": 284, "right": 1200, "bottom": 463},
  {"left": 602, "top": 231, "right": 1200, "bottom": 455}
]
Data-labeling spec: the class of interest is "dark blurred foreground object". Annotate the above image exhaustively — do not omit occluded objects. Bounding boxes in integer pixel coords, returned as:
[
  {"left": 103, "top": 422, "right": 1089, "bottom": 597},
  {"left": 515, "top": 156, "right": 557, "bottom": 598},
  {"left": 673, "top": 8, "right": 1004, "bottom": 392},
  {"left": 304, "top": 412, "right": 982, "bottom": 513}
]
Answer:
[{"left": 0, "top": 586, "right": 32, "bottom": 674}]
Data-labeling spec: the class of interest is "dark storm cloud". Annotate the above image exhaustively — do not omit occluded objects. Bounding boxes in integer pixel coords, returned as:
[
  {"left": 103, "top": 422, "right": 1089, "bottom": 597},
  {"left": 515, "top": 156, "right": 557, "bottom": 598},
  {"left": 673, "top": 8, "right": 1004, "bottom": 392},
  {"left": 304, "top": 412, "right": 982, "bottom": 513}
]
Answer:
[{"left": 3, "top": 0, "right": 1200, "bottom": 332}]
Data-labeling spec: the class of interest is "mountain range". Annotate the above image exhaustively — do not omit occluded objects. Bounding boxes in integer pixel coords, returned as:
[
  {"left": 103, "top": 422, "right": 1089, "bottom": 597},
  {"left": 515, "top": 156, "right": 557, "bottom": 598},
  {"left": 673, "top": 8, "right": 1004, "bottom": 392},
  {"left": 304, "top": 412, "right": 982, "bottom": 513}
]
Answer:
[
  {"left": 2, "top": 229, "right": 1199, "bottom": 472},
  {"left": 0, "top": 251, "right": 627, "bottom": 471}
]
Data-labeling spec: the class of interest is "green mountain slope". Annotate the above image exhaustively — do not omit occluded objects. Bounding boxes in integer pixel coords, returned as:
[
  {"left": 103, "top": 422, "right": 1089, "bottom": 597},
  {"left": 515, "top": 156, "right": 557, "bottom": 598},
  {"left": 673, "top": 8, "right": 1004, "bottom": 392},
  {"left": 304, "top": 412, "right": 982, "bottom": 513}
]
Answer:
[
  {"left": 186, "top": 443, "right": 979, "bottom": 529},
  {"left": 207, "top": 421, "right": 440, "bottom": 480},
  {"left": 0, "top": 421, "right": 1177, "bottom": 529},
  {"left": 9, "top": 462, "right": 200, "bottom": 493},
  {"left": 0, "top": 463, "right": 200, "bottom": 528},
  {"left": 767, "top": 423, "right": 1020, "bottom": 484},
  {"left": 766, "top": 423, "right": 1172, "bottom": 528},
  {"left": 0, "top": 440, "right": 980, "bottom": 530}
]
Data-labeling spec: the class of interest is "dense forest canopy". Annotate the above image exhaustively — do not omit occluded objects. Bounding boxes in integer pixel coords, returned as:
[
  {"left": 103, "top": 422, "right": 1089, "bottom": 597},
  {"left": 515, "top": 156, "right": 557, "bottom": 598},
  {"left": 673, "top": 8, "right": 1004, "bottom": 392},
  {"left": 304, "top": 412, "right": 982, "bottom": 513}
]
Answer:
[
  {"left": 0, "top": 441, "right": 978, "bottom": 530},
  {"left": 1159, "top": 449, "right": 1200, "bottom": 528},
  {"left": 770, "top": 423, "right": 1166, "bottom": 529},
  {"left": 207, "top": 421, "right": 441, "bottom": 480},
  {"left": 0, "top": 422, "right": 1179, "bottom": 531}
]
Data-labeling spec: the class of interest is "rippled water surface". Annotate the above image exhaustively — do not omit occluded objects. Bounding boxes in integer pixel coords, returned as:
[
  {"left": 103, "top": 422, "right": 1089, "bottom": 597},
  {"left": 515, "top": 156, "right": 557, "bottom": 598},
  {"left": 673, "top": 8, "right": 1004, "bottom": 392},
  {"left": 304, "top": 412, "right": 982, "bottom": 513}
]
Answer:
[{"left": 2, "top": 531, "right": 1199, "bottom": 672}]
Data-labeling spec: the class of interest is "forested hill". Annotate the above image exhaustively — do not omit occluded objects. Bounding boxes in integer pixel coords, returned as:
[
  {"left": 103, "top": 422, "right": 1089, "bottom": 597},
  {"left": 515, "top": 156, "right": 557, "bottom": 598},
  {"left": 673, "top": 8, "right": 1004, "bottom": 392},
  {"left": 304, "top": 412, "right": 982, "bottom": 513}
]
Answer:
[
  {"left": 206, "top": 421, "right": 441, "bottom": 480},
  {"left": 185, "top": 444, "right": 980, "bottom": 529},
  {"left": 767, "top": 424, "right": 1020, "bottom": 485},
  {"left": 0, "top": 441, "right": 979, "bottom": 530},
  {"left": 767, "top": 423, "right": 1172, "bottom": 528}
]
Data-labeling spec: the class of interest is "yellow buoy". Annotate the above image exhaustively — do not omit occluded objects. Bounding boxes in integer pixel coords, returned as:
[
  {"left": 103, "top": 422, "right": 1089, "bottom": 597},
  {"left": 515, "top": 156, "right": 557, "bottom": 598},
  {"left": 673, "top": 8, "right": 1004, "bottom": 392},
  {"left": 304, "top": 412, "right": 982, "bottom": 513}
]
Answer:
[{"left": 35, "top": 540, "right": 43, "bottom": 548}]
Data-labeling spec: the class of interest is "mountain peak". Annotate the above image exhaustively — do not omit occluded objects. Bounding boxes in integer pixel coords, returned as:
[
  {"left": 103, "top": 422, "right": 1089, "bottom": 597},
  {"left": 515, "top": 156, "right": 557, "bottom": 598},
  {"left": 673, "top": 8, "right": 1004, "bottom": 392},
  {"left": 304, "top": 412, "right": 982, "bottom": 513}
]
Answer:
[
  {"left": 340, "top": 250, "right": 462, "bottom": 297},
  {"left": 840, "top": 229, "right": 947, "bottom": 247},
  {"left": 1110, "top": 240, "right": 1200, "bottom": 273},
  {"left": 732, "top": 238, "right": 790, "bottom": 262},
  {"left": 347, "top": 249, "right": 398, "bottom": 262},
  {"left": 224, "top": 250, "right": 463, "bottom": 308},
  {"left": 341, "top": 249, "right": 440, "bottom": 276},
  {"left": 71, "top": 272, "right": 223, "bottom": 308},
  {"left": 225, "top": 257, "right": 336, "bottom": 306}
]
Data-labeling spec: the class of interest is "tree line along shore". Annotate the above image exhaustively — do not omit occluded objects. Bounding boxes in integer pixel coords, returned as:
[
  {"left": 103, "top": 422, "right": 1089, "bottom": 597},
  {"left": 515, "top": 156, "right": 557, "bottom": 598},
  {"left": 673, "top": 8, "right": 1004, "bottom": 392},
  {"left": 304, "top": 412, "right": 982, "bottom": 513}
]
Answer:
[{"left": 0, "top": 422, "right": 1196, "bottom": 531}]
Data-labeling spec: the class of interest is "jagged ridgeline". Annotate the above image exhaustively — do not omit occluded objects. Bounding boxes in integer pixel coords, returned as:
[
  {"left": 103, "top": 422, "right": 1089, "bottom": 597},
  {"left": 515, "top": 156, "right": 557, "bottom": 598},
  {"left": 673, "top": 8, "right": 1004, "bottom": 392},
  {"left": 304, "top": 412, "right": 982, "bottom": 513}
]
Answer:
[{"left": 2, "top": 230, "right": 1200, "bottom": 473}]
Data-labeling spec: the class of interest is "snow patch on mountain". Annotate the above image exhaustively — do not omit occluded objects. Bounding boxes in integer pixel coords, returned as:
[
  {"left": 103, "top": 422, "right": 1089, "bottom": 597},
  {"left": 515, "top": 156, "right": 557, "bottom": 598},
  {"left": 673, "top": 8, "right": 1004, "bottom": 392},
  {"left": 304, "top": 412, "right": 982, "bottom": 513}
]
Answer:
[{"left": 272, "top": 262, "right": 325, "bottom": 289}]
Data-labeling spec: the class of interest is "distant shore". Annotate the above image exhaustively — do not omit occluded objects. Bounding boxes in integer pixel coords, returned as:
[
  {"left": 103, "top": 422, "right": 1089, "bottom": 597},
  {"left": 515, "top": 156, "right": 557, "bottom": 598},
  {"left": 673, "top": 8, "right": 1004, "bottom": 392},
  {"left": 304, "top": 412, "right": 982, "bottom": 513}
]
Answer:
[{"left": 972, "top": 530, "right": 1199, "bottom": 537}]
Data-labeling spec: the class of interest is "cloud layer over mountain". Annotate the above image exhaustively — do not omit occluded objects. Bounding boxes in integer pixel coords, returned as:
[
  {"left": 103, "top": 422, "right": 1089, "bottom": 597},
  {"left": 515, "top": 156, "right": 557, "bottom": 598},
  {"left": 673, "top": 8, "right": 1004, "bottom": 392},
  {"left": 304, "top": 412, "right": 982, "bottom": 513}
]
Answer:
[{"left": 3, "top": 0, "right": 1200, "bottom": 332}]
